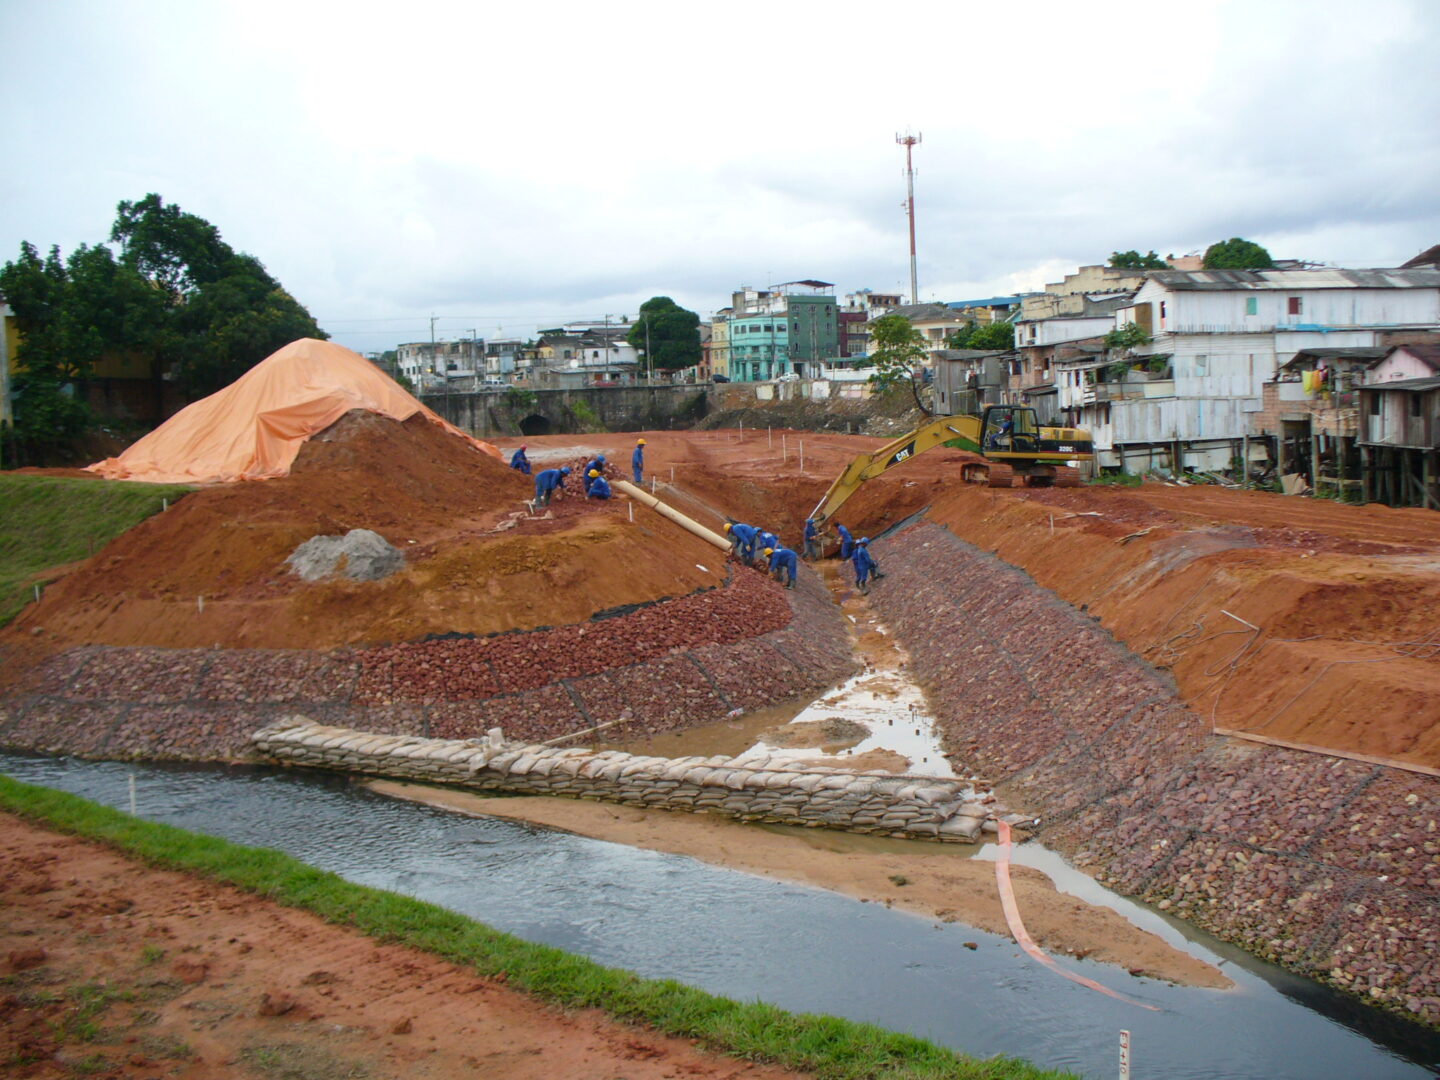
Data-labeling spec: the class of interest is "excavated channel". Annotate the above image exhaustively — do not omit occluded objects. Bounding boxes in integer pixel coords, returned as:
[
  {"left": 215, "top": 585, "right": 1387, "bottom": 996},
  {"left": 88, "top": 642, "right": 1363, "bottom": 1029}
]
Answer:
[{"left": 4, "top": 750, "right": 1438, "bottom": 1080}]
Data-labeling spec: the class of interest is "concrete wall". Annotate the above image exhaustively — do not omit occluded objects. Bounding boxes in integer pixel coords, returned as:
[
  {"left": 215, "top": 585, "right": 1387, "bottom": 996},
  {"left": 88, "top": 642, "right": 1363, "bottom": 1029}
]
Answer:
[
  {"left": 253, "top": 719, "right": 989, "bottom": 842},
  {"left": 423, "top": 384, "right": 711, "bottom": 438}
]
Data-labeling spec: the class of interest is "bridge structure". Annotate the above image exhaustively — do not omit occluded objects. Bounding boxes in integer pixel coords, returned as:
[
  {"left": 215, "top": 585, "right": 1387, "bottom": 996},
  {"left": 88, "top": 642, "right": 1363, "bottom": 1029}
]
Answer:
[{"left": 421, "top": 383, "right": 712, "bottom": 439}]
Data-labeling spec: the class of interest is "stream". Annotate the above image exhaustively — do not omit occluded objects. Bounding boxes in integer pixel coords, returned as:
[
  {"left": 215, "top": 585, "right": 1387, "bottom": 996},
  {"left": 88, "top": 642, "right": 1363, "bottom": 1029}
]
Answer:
[{"left": 4, "top": 750, "right": 1438, "bottom": 1080}]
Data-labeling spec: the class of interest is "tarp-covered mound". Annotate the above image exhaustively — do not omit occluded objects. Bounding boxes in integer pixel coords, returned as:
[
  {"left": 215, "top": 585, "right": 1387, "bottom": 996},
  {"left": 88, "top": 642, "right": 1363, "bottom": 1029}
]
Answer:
[{"left": 88, "top": 338, "right": 500, "bottom": 483}]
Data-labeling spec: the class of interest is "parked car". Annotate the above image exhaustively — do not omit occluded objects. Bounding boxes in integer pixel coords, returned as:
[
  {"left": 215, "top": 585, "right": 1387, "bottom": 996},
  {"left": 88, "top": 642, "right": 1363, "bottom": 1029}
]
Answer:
[
  {"left": 478, "top": 379, "right": 507, "bottom": 389},
  {"left": 712, "top": 374, "right": 730, "bottom": 383},
  {"left": 777, "top": 372, "right": 800, "bottom": 382}
]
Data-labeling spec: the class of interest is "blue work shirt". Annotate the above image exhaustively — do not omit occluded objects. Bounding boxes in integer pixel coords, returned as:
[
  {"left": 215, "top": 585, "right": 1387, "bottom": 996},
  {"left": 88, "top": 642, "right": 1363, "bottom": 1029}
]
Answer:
[
  {"left": 588, "top": 476, "right": 612, "bottom": 499},
  {"left": 509, "top": 448, "right": 530, "bottom": 474},
  {"left": 769, "top": 547, "right": 798, "bottom": 579},
  {"left": 535, "top": 468, "right": 564, "bottom": 495}
]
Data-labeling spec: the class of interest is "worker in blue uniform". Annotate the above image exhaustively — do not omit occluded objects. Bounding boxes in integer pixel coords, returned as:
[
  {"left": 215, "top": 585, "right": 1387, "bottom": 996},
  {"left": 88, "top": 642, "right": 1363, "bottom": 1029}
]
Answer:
[
  {"left": 587, "top": 470, "right": 612, "bottom": 499},
  {"left": 509, "top": 444, "right": 531, "bottom": 474},
  {"left": 756, "top": 529, "right": 779, "bottom": 566},
  {"left": 765, "top": 545, "right": 798, "bottom": 589},
  {"left": 582, "top": 455, "right": 606, "bottom": 494},
  {"left": 534, "top": 466, "right": 570, "bottom": 507},
  {"left": 632, "top": 439, "right": 646, "bottom": 484},
  {"left": 837, "top": 523, "right": 854, "bottom": 561},
  {"left": 852, "top": 537, "right": 879, "bottom": 594},
  {"left": 723, "top": 521, "right": 758, "bottom": 562},
  {"left": 803, "top": 518, "right": 820, "bottom": 560}
]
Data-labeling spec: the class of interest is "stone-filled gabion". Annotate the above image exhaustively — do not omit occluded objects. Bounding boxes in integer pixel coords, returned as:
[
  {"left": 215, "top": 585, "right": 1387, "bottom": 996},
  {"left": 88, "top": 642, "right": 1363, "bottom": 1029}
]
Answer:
[
  {"left": 0, "top": 566, "right": 854, "bottom": 762},
  {"left": 867, "top": 522, "right": 1440, "bottom": 1029}
]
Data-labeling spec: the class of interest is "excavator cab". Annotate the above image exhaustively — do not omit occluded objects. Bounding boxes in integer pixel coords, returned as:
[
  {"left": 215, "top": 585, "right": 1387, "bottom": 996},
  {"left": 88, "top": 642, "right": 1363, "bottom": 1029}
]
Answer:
[{"left": 980, "top": 406, "right": 1040, "bottom": 452}]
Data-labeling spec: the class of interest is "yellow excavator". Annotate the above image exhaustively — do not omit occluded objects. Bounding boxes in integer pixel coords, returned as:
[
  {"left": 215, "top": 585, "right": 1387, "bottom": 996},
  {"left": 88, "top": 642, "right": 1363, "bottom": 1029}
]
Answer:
[{"left": 809, "top": 405, "right": 1093, "bottom": 529}]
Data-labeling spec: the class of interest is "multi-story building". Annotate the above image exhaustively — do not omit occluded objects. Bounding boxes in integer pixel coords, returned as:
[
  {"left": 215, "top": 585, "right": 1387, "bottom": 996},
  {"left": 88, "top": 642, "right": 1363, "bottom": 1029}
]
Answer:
[
  {"left": 708, "top": 310, "right": 731, "bottom": 379},
  {"left": 841, "top": 289, "right": 902, "bottom": 357},
  {"left": 532, "top": 325, "right": 639, "bottom": 385},
  {"left": 1057, "top": 267, "right": 1440, "bottom": 472},
  {"left": 397, "top": 338, "right": 484, "bottom": 385},
  {"left": 726, "top": 281, "right": 839, "bottom": 381}
]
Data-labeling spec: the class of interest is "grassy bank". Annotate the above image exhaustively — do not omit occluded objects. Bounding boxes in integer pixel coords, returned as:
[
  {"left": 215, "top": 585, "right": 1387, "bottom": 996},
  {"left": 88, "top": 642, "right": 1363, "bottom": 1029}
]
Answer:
[
  {"left": 0, "top": 775, "right": 1074, "bottom": 1080},
  {"left": 0, "top": 473, "right": 192, "bottom": 627}
]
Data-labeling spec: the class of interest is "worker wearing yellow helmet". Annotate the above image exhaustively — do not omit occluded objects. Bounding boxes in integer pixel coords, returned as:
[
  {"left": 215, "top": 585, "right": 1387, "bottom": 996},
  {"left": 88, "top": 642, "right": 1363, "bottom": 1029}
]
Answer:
[
  {"left": 586, "top": 469, "right": 612, "bottom": 500},
  {"left": 766, "top": 544, "right": 799, "bottom": 589},
  {"left": 725, "top": 521, "right": 759, "bottom": 562},
  {"left": 633, "top": 438, "right": 647, "bottom": 484}
]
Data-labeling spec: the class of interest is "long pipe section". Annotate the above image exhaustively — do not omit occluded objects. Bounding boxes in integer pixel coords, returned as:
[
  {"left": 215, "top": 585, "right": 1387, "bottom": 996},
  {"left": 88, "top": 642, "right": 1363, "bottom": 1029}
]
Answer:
[{"left": 613, "top": 480, "right": 733, "bottom": 552}]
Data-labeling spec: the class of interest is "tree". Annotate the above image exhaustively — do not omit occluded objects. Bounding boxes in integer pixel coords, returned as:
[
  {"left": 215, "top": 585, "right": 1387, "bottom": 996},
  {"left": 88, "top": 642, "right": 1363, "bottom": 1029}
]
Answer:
[
  {"left": 866, "top": 314, "right": 931, "bottom": 415},
  {"left": 945, "top": 319, "right": 1014, "bottom": 351},
  {"left": 1103, "top": 322, "right": 1152, "bottom": 351},
  {"left": 1202, "top": 237, "right": 1274, "bottom": 270},
  {"left": 627, "top": 296, "right": 700, "bottom": 373},
  {"left": 1109, "top": 250, "right": 1168, "bottom": 269}
]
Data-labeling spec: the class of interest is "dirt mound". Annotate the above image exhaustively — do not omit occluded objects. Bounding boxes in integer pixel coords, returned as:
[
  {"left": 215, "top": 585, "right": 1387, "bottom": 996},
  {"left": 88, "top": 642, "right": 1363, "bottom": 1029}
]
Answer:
[{"left": 1, "top": 412, "right": 725, "bottom": 653}]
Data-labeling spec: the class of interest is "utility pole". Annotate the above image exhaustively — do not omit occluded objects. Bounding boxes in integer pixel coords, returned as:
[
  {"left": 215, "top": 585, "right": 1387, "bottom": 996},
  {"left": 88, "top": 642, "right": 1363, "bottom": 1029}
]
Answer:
[
  {"left": 645, "top": 316, "right": 652, "bottom": 385},
  {"left": 897, "top": 131, "right": 921, "bottom": 305}
]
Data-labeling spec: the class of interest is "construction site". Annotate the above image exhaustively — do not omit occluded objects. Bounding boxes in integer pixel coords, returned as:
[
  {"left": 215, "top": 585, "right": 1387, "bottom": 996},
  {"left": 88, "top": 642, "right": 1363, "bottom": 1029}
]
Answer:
[{"left": 3, "top": 339, "right": 1440, "bottom": 1079}]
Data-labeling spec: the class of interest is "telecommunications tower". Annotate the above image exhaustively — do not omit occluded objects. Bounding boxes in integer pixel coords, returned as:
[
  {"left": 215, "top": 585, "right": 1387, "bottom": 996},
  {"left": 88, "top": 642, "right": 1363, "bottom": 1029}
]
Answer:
[{"left": 896, "top": 131, "right": 921, "bottom": 304}]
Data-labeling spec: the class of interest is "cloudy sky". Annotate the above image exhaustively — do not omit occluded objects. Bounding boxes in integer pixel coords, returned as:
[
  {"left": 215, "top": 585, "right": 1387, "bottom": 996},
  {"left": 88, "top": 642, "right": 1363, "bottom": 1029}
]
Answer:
[{"left": 3, "top": 0, "right": 1437, "bottom": 353}]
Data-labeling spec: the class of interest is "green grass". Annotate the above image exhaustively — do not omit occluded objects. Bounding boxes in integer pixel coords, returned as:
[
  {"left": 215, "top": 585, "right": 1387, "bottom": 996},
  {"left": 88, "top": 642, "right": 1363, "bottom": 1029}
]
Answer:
[
  {"left": 0, "top": 473, "right": 193, "bottom": 627},
  {"left": 0, "top": 775, "right": 1075, "bottom": 1080}
]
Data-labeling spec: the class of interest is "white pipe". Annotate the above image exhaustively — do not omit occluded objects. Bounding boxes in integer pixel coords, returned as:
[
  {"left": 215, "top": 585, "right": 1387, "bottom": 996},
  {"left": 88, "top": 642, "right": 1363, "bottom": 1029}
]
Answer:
[{"left": 613, "top": 480, "right": 733, "bottom": 551}]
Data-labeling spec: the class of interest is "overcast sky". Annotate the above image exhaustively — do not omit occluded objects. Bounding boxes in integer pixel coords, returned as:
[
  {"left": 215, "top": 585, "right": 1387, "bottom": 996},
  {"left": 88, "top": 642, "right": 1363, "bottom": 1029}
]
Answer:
[{"left": 3, "top": 0, "right": 1438, "bottom": 353}]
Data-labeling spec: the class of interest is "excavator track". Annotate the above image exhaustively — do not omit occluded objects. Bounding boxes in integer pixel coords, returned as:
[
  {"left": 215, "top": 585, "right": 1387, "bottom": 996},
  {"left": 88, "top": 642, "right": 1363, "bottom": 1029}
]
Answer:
[
  {"left": 1051, "top": 467, "right": 1084, "bottom": 488},
  {"left": 984, "top": 463, "right": 1017, "bottom": 488}
]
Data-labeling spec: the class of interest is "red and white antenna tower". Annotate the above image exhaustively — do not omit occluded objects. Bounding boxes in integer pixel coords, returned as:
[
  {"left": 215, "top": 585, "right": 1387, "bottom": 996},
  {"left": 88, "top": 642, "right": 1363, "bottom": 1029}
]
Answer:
[{"left": 896, "top": 131, "right": 921, "bottom": 304}]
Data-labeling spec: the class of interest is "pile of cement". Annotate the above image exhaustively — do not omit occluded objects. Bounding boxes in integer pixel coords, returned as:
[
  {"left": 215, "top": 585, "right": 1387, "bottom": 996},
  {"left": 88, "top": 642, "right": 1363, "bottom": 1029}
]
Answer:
[{"left": 287, "top": 529, "right": 404, "bottom": 582}]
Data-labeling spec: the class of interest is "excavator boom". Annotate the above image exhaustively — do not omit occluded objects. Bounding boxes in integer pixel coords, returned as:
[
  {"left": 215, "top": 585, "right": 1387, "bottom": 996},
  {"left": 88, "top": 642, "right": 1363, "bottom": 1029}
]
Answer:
[{"left": 808, "top": 407, "right": 1093, "bottom": 529}]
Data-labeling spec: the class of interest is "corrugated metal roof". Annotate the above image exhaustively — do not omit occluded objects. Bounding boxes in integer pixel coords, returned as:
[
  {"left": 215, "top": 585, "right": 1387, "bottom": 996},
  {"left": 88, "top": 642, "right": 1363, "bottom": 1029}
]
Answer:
[
  {"left": 1361, "top": 376, "right": 1440, "bottom": 392},
  {"left": 1149, "top": 268, "right": 1440, "bottom": 291}
]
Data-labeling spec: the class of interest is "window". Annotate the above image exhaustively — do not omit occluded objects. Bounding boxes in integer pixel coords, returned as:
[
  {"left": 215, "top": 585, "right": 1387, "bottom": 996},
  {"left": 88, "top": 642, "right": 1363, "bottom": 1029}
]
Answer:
[
  {"left": 1159, "top": 301, "right": 1167, "bottom": 320},
  {"left": 1411, "top": 394, "right": 1422, "bottom": 418},
  {"left": 764, "top": 324, "right": 773, "bottom": 332},
  {"left": 1245, "top": 297, "right": 1258, "bottom": 316},
  {"left": 1194, "top": 355, "right": 1208, "bottom": 376},
  {"left": 1368, "top": 395, "right": 1380, "bottom": 416},
  {"left": 1287, "top": 297, "right": 1302, "bottom": 316}
]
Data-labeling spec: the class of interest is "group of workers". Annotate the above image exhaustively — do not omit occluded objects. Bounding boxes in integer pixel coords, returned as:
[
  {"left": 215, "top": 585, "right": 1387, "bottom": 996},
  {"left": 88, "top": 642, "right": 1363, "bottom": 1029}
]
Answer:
[
  {"left": 516, "top": 439, "right": 648, "bottom": 507},
  {"left": 723, "top": 518, "right": 882, "bottom": 593},
  {"left": 514, "top": 438, "right": 881, "bottom": 593}
]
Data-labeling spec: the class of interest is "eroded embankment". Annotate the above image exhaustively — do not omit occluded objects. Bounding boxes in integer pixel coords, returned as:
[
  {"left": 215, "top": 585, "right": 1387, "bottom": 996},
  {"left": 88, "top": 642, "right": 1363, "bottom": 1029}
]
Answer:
[
  {"left": 867, "top": 520, "right": 1440, "bottom": 1026},
  {"left": 0, "top": 567, "right": 855, "bottom": 761}
]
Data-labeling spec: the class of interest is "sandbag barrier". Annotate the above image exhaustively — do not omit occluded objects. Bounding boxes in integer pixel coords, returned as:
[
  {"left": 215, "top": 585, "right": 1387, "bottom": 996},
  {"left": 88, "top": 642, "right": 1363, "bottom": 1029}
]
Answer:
[
  {"left": 0, "top": 567, "right": 855, "bottom": 762},
  {"left": 866, "top": 521, "right": 1440, "bottom": 1028},
  {"left": 252, "top": 718, "right": 990, "bottom": 842}
]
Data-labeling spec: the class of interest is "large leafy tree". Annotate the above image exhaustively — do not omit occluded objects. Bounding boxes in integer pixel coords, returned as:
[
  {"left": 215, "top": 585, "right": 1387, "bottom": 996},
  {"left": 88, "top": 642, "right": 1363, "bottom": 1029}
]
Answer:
[
  {"left": 1109, "top": 249, "right": 1168, "bottom": 269},
  {"left": 627, "top": 296, "right": 700, "bottom": 373},
  {"left": 109, "top": 194, "right": 326, "bottom": 396},
  {"left": 867, "top": 313, "right": 931, "bottom": 415},
  {"left": 2, "top": 193, "right": 326, "bottom": 431},
  {"left": 1202, "top": 237, "right": 1274, "bottom": 270}
]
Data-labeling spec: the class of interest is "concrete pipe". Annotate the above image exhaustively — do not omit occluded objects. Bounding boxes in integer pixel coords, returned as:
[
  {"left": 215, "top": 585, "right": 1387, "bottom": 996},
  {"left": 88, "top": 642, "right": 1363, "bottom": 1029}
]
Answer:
[{"left": 613, "top": 479, "right": 733, "bottom": 552}]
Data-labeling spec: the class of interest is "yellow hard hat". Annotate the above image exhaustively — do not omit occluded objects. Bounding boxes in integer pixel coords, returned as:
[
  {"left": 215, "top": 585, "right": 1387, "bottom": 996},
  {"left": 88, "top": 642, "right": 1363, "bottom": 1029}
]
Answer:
[
  {"left": 588, "top": 469, "right": 600, "bottom": 477},
  {"left": 723, "top": 523, "right": 733, "bottom": 533},
  {"left": 763, "top": 547, "right": 774, "bottom": 556},
  {"left": 637, "top": 438, "right": 646, "bottom": 445}
]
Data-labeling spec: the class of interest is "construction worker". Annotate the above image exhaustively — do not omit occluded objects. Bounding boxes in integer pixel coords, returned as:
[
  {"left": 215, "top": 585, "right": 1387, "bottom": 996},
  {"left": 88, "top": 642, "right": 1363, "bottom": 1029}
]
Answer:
[
  {"left": 836, "top": 523, "right": 854, "bottom": 561},
  {"left": 766, "top": 545, "right": 798, "bottom": 589},
  {"left": 587, "top": 469, "right": 612, "bottom": 499},
  {"left": 724, "top": 521, "right": 758, "bottom": 562},
  {"left": 509, "top": 444, "right": 531, "bottom": 475},
  {"left": 582, "top": 455, "right": 606, "bottom": 494},
  {"left": 852, "top": 537, "right": 878, "bottom": 594},
  {"left": 632, "top": 438, "right": 646, "bottom": 484},
  {"left": 756, "top": 529, "right": 779, "bottom": 567},
  {"left": 534, "top": 466, "right": 570, "bottom": 507},
  {"left": 803, "top": 518, "right": 820, "bottom": 560}
]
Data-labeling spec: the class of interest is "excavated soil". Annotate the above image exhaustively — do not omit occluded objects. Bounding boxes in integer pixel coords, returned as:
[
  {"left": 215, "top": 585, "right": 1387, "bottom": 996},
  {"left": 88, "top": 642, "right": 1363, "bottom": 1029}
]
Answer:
[
  {"left": 0, "top": 813, "right": 806, "bottom": 1080},
  {"left": 1, "top": 413, "right": 722, "bottom": 656}
]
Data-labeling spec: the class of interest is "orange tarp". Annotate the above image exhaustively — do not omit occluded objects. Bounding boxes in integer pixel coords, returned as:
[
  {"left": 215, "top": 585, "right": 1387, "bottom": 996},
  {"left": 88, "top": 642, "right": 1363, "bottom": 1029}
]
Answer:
[{"left": 88, "top": 338, "right": 501, "bottom": 484}]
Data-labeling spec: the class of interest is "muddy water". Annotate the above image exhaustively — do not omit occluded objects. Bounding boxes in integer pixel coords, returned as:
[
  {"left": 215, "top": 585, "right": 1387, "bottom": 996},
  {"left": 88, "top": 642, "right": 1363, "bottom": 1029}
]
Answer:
[
  {"left": 606, "top": 564, "right": 962, "bottom": 781},
  {"left": 4, "top": 751, "right": 1438, "bottom": 1080}
]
